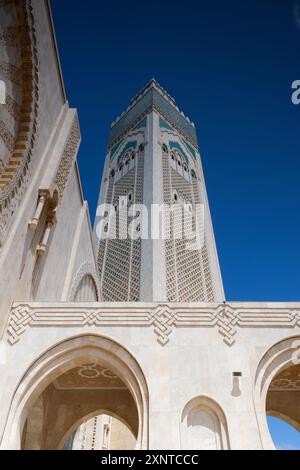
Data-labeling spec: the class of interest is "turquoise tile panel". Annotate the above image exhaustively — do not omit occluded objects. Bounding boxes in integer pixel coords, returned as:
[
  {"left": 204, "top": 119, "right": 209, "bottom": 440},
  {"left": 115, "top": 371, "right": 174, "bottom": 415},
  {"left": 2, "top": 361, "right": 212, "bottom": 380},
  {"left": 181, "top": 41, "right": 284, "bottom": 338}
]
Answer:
[
  {"left": 110, "top": 140, "right": 124, "bottom": 160},
  {"left": 133, "top": 117, "right": 147, "bottom": 130},
  {"left": 183, "top": 138, "right": 197, "bottom": 160},
  {"left": 159, "top": 117, "right": 173, "bottom": 131},
  {"left": 117, "top": 141, "right": 137, "bottom": 164},
  {"left": 169, "top": 141, "right": 189, "bottom": 165}
]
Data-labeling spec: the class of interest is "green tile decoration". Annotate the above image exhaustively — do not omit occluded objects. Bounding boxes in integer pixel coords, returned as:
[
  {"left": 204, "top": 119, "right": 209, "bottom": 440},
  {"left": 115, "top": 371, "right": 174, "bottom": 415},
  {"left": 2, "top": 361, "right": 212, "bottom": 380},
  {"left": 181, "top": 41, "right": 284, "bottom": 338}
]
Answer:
[{"left": 169, "top": 141, "right": 189, "bottom": 165}]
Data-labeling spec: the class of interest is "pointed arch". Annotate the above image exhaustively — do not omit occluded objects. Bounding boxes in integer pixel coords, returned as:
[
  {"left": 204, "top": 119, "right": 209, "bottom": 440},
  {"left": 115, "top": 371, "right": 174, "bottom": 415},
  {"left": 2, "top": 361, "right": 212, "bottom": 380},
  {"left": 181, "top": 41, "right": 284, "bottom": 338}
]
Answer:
[
  {"left": 1, "top": 334, "right": 149, "bottom": 450},
  {"left": 180, "top": 396, "right": 230, "bottom": 450},
  {"left": 253, "top": 335, "right": 300, "bottom": 449},
  {"left": 68, "top": 262, "right": 101, "bottom": 301}
]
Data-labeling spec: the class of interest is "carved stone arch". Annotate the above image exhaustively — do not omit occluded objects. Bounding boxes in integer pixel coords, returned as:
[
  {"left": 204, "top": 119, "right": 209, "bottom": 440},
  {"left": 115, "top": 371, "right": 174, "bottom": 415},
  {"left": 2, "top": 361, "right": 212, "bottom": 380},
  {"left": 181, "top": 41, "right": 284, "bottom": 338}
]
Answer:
[
  {"left": 68, "top": 261, "right": 101, "bottom": 302},
  {"left": 1, "top": 334, "right": 149, "bottom": 449},
  {"left": 0, "top": 0, "right": 39, "bottom": 245},
  {"left": 253, "top": 335, "right": 300, "bottom": 449},
  {"left": 180, "top": 396, "right": 230, "bottom": 450}
]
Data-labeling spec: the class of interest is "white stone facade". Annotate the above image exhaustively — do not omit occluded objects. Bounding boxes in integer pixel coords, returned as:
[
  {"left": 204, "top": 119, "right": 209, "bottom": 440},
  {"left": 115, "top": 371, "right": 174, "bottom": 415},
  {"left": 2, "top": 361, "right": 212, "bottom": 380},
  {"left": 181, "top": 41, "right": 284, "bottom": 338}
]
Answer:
[{"left": 0, "top": 0, "right": 299, "bottom": 450}]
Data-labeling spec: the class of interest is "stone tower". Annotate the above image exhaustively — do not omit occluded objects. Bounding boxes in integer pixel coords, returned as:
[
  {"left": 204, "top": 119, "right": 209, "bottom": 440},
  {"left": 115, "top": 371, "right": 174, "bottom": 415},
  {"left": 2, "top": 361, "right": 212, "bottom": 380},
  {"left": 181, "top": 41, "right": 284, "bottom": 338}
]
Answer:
[{"left": 95, "top": 80, "right": 224, "bottom": 303}]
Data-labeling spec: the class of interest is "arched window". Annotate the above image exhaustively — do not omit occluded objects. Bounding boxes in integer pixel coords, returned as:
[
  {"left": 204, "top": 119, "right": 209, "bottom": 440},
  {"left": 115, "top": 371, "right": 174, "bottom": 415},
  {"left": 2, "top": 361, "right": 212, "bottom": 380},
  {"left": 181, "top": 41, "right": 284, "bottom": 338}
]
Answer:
[
  {"left": 138, "top": 144, "right": 144, "bottom": 152},
  {"left": 162, "top": 144, "right": 168, "bottom": 154},
  {"left": 128, "top": 191, "right": 133, "bottom": 203}
]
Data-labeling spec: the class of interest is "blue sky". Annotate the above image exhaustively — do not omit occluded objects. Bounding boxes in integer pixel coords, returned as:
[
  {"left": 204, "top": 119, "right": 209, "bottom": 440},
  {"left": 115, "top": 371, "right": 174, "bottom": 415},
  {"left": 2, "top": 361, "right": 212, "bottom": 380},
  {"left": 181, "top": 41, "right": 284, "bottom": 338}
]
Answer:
[
  {"left": 268, "top": 417, "right": 299, "bottom": 450},
  {"left": 51, "top": 0, "right": 300, "bottom": 448}
]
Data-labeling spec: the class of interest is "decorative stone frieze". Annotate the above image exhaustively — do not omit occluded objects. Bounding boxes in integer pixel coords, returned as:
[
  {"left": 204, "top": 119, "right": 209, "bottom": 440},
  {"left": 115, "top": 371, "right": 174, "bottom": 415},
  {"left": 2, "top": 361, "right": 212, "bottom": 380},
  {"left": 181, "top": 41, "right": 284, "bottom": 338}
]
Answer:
[
  {"left": 55, "top": 115, "right": 80, "bottom": 201},
  {"left": 6, "top": 302, "right": 300, "bottom": 346}
]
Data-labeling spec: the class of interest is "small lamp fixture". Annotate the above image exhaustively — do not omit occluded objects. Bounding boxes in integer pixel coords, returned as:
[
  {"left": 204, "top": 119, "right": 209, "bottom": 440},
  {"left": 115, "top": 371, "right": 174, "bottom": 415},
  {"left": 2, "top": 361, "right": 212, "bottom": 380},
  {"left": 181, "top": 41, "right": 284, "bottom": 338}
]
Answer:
[{"left": 231, "top": 372, "right": 242, "bottom": 397}]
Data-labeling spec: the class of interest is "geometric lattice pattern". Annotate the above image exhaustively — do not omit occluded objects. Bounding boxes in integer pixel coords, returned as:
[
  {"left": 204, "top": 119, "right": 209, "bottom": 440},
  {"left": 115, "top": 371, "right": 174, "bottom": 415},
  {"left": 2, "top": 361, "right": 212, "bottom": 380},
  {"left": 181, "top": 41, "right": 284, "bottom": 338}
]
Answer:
[
  {"left": 7, "top": 302, "right": 300, "bottom": 347},
  {"left": 97, "top": 148, "right": 144, "bottom": 302},
  {"left": 162, "top": 147, "right": 215, "bottom": 302}
]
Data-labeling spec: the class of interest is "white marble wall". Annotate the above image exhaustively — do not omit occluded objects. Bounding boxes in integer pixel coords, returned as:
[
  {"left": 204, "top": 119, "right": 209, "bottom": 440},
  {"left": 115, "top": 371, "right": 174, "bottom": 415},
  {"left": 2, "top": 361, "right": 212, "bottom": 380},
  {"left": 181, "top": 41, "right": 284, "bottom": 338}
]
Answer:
[
  {"left": 0, "top": 301, "right": 299, "bottom": 450},
  {"left": 0, "top": 0, "right": 98, "bottom": 333}
]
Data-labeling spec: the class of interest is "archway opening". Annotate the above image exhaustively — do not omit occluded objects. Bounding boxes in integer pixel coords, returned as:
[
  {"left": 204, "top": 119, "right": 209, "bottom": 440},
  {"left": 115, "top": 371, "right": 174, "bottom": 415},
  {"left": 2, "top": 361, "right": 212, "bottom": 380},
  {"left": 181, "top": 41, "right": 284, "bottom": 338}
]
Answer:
[
  {"left": 266, "top": 362, "right": 300, "bottom": 450},
  {"left": 267, "top": 416, "right": 300, "bottom": 450},
  {"left": 63, "top": 413, "right": 136, "bottom": 450},
  {"left": 21, "top": 362, "right": 138, "bottom": 450},
  {"left": 3, "top": 336, "right": 148, "bottom": 450}
]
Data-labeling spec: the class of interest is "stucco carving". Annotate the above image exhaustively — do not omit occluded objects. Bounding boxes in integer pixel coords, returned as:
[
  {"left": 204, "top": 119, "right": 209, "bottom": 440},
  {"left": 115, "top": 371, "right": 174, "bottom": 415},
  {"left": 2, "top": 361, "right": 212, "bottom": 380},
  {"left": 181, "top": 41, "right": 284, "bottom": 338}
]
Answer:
[
  {"left": 55, "top": 115, "right": 80, "bottom": 201},
  {"left": 68, "top": 261, "right": 100, "bottom": 302},
  {"left": 0, "top": 0, "right": 39, "bottom": 246}
]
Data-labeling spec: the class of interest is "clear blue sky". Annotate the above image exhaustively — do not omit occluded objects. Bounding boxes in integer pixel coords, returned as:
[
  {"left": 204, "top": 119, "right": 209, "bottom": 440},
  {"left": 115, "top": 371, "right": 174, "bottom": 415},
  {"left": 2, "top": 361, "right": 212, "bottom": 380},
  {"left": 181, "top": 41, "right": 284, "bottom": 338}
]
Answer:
[{"left": 51, "top": 0, "right": 300, "bottom": 448}]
